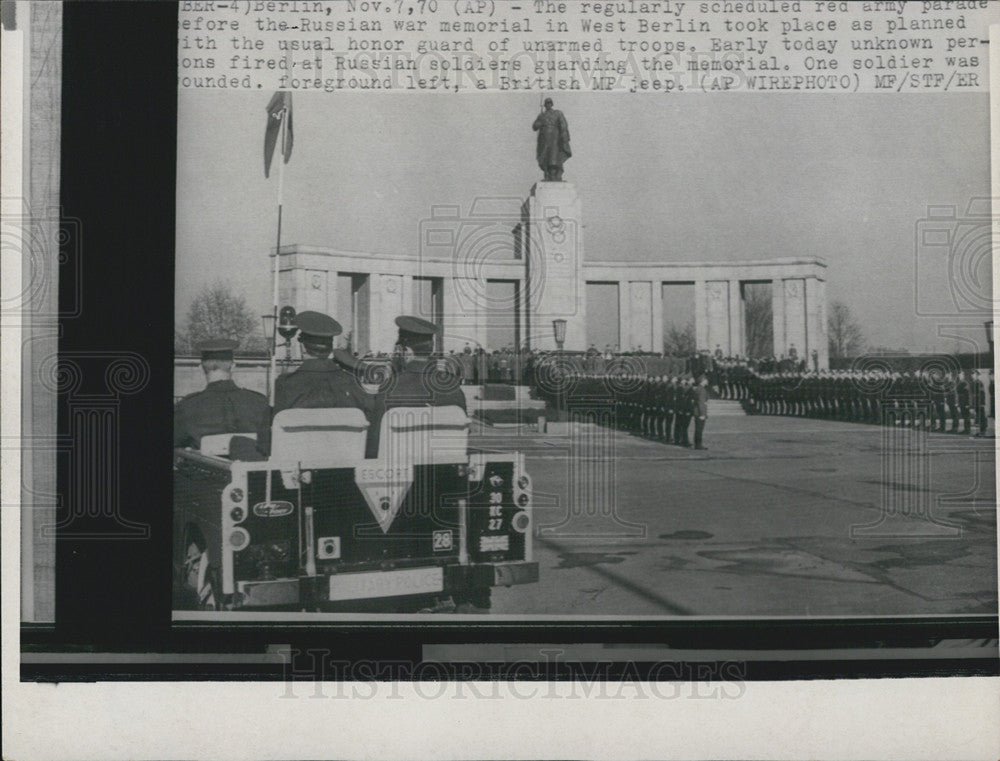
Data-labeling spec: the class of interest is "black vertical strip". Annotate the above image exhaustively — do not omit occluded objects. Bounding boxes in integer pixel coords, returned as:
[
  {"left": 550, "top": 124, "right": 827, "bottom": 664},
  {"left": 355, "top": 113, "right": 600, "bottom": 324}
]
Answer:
[{"left": 58, "top": 1, "right": 178, "bottom": 639}]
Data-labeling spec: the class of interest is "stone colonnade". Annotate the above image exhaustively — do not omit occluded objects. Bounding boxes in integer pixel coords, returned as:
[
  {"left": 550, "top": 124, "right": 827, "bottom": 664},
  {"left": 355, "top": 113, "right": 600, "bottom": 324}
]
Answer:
[
  {"left": 276, "top": 180, "right": 829, "bottom": 369},
  {"left": 584, "top": 261, "right": 829, "bottom": 367},
  {"left": 276, "top": 246, "right": 828, "bottom": 369},
  {"left": 275, "top": 245, "right": 523, "bottom": 355}
]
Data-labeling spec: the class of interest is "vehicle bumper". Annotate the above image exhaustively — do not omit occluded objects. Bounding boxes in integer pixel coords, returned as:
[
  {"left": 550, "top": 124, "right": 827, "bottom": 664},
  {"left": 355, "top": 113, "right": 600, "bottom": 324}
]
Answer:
[
  {"left": 236, "top": 560, "right": 539, "bottom": 609},
  {"left": 445, "top": 560, "right": 539, "bottom": 590}
]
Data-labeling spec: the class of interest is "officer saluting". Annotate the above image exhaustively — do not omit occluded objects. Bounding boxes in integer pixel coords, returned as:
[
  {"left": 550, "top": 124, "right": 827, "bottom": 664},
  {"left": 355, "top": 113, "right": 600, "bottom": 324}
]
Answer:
[
  {"left": 384, "top": 315, "right": 467, "bottom": 412},
  {"left": 364, "top": 316, "right": 468, "bottom": 456},
  {"left": 271, "top": 311, "right": 368, "bottom": 417},
  {"left": 174, "top": 338, "right": 270, "bottom": 451}
]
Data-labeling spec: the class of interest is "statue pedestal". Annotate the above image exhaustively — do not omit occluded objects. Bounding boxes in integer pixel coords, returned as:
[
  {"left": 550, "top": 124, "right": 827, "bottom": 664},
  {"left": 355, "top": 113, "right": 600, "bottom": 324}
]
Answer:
[{"left": 523, "top": 181, "right": 586, "bottom": 351}]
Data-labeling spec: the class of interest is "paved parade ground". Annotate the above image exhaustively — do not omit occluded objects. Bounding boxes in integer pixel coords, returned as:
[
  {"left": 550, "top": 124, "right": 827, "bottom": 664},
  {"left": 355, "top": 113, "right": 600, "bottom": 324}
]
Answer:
[{"left": 481, "top": 415, "right": 998, "bottom": 618}]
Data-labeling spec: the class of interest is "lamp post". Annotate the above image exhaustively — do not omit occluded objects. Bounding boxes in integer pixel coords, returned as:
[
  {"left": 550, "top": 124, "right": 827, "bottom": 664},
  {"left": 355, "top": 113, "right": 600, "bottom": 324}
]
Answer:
[
  {"left": 551, "top": 319, "right": 568, "bottom": 422},
  {"left": 261, "top": 313, "right": 276, "bottom": 353},
  {"left": 277, "top": 306, "right": 297, "bottom": 362},
  {"left": 261, "top": 313, "right": 276, "bottom": 393},
  {"left": 262, "top": 306, "right": 297, "bottom": 371},
  {"left": 553, "top": 318, "right": 567, "bottom": 353}
]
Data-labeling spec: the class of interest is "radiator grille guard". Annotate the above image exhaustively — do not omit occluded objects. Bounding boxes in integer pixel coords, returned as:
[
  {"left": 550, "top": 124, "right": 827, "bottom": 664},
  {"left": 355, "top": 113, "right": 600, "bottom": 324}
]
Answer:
[{"left": 228, "top": 454, "right": 529, "bottom": 587}]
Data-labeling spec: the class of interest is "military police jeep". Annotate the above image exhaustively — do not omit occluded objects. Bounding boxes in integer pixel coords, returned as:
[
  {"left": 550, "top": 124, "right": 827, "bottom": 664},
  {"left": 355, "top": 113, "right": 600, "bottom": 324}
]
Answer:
[{"left": 173, "top": 405, "right": 538, "bottom": 613}]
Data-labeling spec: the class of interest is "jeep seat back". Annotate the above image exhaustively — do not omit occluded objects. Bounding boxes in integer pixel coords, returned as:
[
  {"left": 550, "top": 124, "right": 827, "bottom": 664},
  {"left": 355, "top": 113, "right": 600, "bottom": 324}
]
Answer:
[
  {"left": 199, "top": 432, "right": 256, "bottom": 457},
  {"left": 377, "top": 406, "right": 469, "bottom": 467},
  {"left": 271, "top": 408, "right": 370, "bottom": 464}
]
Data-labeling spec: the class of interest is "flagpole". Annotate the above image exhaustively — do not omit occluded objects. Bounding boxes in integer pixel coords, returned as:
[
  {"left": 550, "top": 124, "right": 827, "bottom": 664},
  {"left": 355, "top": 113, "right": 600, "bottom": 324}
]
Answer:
[{"left": 269, "top": 104, "right": 286, "bottom": 406}]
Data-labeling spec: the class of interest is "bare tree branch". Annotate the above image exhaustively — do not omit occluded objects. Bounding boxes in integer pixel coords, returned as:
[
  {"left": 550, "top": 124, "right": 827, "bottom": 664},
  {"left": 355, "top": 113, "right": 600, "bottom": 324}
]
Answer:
[
  {"left": 182, "top": 281, "right": 262, "bottom": 354},
  {"left": 827, "top": 300, "right": 867, "bottom": 360},
  {"left": 663, "top": 320, "right": 695, "bottom": 356}
]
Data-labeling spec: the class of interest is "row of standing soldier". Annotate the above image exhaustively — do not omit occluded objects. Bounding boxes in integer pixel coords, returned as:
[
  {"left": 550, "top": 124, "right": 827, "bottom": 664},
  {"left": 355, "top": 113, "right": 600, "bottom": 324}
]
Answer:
[
  {"left": 535, "top": 372, "right": 711, "bottom": 449},
  {"left": 534, "top": 367, "right": 992, "bottom": 440},
  {"left": 741, "top": 369, "right": 992, "bottom": 435}
]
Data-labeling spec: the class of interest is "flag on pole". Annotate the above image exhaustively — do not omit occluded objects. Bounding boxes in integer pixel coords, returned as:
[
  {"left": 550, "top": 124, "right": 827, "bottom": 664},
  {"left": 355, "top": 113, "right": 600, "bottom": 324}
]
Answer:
[{"left": 264, "top": 91, "right": 293, "bottom": 178}]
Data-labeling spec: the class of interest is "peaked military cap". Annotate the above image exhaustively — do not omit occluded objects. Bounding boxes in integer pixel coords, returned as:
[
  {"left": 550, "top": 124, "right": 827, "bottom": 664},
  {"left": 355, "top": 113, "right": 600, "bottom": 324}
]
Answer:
[
  {"left": 395, "top": 315, "right": 438, "bottom": 353},
  {"left": 395, "top": 315, "right": 438, "bottom": 336},
  {"left": 197, "top": 338, "right": 238, "bottom": 361},
  {"left": 295, "top": 311, "right": 342, "bottom": 341}
]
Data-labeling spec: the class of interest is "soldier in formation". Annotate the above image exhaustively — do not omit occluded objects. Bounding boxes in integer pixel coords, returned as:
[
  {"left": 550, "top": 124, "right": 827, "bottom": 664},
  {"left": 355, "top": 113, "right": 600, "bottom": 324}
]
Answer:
[
  {"left": 529, "top": 361, "right": 992, "bottom": 447},
  {"left": 744, "top": 367, "right": 990, "bottom": 435},
  {"left": 711, "top": 357, "right": 754, "bottom": 401},
  {"left": 532, "top": 370, "right": 706, "bottom": 448}
]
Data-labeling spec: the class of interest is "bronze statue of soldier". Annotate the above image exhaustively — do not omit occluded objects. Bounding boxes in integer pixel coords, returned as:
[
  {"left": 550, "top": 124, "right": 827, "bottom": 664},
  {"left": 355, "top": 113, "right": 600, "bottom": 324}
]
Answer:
[{"left": 533, "top": 98, "right": 571, "bottom": 181}]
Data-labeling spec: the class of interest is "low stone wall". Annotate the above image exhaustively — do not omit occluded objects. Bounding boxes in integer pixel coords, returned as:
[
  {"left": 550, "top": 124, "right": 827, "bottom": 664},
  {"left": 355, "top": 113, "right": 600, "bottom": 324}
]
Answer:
[{"left": 174, "top": 358, "right": 271, "bottom": 401}]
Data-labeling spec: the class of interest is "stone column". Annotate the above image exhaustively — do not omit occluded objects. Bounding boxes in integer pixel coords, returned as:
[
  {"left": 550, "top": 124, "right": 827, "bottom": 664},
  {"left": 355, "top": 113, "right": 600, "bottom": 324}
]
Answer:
[
  {"left": 771, "top": 279, "right": 786, "bottom": 358},
  {"left": 805, "top": 277, "right": 828, "bottom": 370},
  {"left": 401, "top": 274, "right": 414, "bottom": 317},
  {"left": 372, "top": 273, "right": 405, "bottom": 353},
  {"left": 618, "top": 280, "right": 631, "bottom": 350},
  {"left": 443, "top": 276, "right": 485, "bottom": 352},
  {"left": 441, "top": 276, "right": 459, "bottom": 353},
  {"left": 705, "top": 280, "right": 730, "bottom": 356},
  {"left": 524, "top": 182, "right": 585, "bottom": 350},
  {"left": 278, "top": 258, "right": 334, "bottom": 316},
  {"left": 728, "top": 280, "right": 744, "bottom": 357},
  {"left": 694, "top": 279, "right": 708, "bottom": 351},
  {"left": 629, "top": 281, "right": 652, "bottom": 352},
  {"left": 783, "top": 278, "right": 807, "bottom": 361},
  {"left": 651, "top": 282, "right": 664, "bottom": 355},
  {"left": 275, "top": 253, "right": 294, "bottom": 314},
  {"left": 306, "top": 270, "right": 331, "bottom": 312}
]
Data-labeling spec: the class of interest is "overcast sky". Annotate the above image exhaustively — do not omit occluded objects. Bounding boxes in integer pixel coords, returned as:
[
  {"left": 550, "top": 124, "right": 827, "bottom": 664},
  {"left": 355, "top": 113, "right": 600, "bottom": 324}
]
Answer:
[{"left": 176, "top": 91, "right": 990, "bottom": 353}]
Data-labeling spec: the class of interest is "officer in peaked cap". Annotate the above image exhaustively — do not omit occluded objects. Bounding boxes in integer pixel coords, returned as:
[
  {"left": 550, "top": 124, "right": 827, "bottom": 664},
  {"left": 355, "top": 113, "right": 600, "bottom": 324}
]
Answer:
[
  {"left": 395, "top": 315, "right": 438, "bottom": 353},
  {"left": 365, "top": 315, "right": 468, "bottom": 456},
  {"left": 174, "top": 338, "right": 270, "bottom": 453},
  {"left": 269, "top": 311, "right": 369, "bottom": 427},
  {"left": 383, "top": 315, "right": 467, "bottom": 412}
]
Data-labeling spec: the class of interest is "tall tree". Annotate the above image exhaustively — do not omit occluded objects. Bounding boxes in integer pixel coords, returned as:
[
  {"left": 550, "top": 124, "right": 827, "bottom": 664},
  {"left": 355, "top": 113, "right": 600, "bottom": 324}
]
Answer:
[
  {"left": 827, "top": 300, "right": 867, "bottom": 360},
  {"left": 743, "top": 285, "right": 773, "bottom": 358},
  {"left": 180, "top": 281, "right": 260, "bottom": 354}
]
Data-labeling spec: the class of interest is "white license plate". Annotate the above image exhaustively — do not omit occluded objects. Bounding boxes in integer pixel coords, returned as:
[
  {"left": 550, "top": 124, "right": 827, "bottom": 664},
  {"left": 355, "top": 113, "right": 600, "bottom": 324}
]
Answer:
[{"left": 329, "top": 567, "right": 443, "bottom": 602}]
